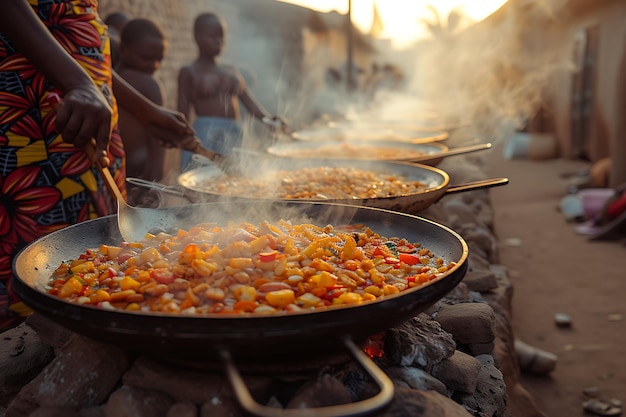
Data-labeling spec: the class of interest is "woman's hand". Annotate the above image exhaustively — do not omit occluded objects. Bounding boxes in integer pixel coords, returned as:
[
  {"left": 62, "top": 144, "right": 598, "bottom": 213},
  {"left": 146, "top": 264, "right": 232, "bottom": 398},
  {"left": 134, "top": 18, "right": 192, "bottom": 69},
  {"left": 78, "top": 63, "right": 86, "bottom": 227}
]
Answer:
[
  {"left": 54, "top": 86, "right": 114, "bottom": 162},
  {"left": 1, "top": 0, "right": 115, "bottom": 165}
]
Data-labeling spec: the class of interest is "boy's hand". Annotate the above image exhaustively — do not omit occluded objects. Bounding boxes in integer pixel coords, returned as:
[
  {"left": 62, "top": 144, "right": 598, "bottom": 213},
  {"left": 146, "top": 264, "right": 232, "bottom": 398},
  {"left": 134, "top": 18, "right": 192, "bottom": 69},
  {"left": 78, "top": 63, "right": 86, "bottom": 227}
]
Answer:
[
  {"left": 262, "top": 115, "right": 289, "bottom": 132},
  {"left": 148, "top": 107, "right": 195, "bottom": 148}
]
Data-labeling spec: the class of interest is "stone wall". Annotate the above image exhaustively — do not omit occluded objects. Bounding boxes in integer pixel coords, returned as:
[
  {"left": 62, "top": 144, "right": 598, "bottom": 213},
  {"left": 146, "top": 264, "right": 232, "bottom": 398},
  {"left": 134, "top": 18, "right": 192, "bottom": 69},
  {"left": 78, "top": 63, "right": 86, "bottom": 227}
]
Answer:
[{"left": 100, "top": 0, "right": 276, "bottom": 111}]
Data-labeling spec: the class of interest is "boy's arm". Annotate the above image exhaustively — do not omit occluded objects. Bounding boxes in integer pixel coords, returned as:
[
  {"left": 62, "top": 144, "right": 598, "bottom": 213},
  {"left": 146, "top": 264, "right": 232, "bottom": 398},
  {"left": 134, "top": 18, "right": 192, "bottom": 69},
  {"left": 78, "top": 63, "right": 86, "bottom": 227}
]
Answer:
[
  {"left": 240, "top": 89, "right": 290, "bottom": 134},
  {"left": 177, "top": 67, "right": 193, "bottom": 120},
  {"left": 117, "top": 70, "right": 164, "bottom": 106},
  {"left": 239, "top": 89, "right": 272, "bottom": 120},
  {"left": 112, "top": 71, "right": 195, "bottom": 147}
]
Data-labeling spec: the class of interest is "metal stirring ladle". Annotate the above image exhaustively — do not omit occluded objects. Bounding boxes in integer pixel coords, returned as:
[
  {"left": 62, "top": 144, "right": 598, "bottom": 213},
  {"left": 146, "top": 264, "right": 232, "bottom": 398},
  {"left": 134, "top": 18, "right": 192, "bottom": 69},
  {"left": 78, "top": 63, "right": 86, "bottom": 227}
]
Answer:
[{"left": 48, "top": 93, "right": 204, "bottom": 242}]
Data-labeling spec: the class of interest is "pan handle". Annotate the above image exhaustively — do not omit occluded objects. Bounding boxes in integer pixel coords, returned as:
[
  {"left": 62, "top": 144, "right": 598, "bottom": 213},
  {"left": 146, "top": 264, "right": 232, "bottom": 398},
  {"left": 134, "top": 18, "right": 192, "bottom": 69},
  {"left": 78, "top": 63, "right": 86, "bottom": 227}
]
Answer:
[
  {"left": 409, "top": 142, "right": 492, "bottom": 163},
  {"left": 445, "top": 177, "right": 509, "bottom": 195},
  {"left": 219, "top": 337, "right": 394, "bottom": 417},
  {"left": 125, "top": 177, "right": 187, "bottom": 198}
]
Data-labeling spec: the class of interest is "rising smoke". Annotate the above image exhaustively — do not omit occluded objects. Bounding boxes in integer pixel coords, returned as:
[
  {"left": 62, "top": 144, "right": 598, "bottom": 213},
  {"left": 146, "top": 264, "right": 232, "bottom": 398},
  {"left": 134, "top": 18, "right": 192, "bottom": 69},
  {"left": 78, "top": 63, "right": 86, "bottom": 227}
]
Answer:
[
  {"left": 405, "top": 0, "right": 574, "bottom": 142},
  {"left": 174, "top": 0, "right": 576, "bottom": 162},
  {"left": 261, "top": 0, "right": 575, "bottom": 145}
]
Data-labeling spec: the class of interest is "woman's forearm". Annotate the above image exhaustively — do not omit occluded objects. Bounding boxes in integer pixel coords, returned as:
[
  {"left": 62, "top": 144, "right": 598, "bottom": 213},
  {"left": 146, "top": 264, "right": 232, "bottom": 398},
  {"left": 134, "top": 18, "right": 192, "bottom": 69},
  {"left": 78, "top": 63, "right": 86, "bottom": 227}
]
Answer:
[{"left": 0, "top": 1, "right": 96, "bottom": 92}]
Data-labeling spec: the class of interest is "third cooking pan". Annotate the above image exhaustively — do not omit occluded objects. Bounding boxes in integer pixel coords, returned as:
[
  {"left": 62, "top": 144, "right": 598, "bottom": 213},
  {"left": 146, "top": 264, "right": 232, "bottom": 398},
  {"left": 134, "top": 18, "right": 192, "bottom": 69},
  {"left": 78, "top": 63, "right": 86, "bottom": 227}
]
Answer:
[{"left": 265, "top": 139, "right": 492, "bottom": 166}]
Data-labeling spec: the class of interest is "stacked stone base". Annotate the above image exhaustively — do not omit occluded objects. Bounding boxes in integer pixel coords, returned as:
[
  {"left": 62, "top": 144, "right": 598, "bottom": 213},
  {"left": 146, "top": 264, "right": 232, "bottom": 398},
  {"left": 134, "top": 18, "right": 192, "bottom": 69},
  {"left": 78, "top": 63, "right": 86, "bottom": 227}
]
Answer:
[{"left": 0, "top": 155, "right": 548, "bottom": 417}]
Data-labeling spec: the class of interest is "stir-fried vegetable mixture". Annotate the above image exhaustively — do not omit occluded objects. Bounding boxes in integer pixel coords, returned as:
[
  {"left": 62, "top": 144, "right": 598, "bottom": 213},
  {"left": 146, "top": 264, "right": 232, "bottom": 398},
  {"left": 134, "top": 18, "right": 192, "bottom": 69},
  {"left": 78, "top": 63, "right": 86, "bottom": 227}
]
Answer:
[{"left": 47, "top": 221, "right": 455, "bottom": 315}]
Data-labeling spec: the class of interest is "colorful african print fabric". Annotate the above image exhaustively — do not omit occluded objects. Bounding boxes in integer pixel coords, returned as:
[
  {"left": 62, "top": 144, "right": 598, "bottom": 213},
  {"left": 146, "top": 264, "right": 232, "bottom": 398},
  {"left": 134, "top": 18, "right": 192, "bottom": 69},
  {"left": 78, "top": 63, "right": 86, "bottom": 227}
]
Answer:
[{"left": 0, "top": 0, "right": 126, "bottom": 330}]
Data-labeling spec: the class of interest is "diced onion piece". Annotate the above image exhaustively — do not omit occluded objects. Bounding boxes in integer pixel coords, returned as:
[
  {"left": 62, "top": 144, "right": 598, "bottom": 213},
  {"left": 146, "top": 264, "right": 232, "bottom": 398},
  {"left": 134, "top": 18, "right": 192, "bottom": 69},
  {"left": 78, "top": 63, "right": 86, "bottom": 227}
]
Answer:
[
  {"left": 297, "top": 292, "right": 322, "bottom": 308},
  {"left": 139, "top": 247, "right": 162, "bottom": 264},
  {"left": 230, "top": 257, "right": 254, "bottom": 269},
  {"left": 233, "top": 285, "right": 257, "bottom": 301}
]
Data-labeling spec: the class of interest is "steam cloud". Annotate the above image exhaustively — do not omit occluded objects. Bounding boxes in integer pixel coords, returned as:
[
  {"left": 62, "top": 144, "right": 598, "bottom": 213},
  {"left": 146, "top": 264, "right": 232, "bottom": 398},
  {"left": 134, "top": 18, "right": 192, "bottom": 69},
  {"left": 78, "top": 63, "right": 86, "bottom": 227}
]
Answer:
[
  {"left": 405, "top": 0, "right": 574, "bottom": 142},
  {"left": 270, "top": 0, "right": 575, "bottom": 145}
]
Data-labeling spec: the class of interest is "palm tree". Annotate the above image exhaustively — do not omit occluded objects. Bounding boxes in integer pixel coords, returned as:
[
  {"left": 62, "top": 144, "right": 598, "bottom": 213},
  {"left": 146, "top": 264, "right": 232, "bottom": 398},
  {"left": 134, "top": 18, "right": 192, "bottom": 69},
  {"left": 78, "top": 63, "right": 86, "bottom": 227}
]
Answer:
[{"left": 419, "top": 5, "right": 468, "bottom": 39}]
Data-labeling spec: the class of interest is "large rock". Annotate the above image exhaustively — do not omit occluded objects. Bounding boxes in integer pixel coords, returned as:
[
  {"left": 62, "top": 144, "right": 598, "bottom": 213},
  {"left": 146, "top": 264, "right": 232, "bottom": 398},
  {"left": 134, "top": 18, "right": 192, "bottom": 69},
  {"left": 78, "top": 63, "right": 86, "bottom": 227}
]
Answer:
[
  {"left": 380, "top": 387, "right": 474, "bottom": 417},
  {"left": 25, "top": 314, "right": 73, "bottom": 350},
  {"left": 430, "top": 350, "right": 482, "bottom": 394},
  {"left": 453, "top": 357, "right": 507, "bottom": 416},
  {"left": 166, "top": 402, "right": 198, "bottom": 417},
  {"left": 287, "top": 374, "right": 352, "bottom": 408},
  {"left": 384, "top": 366, "right": 447, "bottom": 395},
  {"left": 105, "top": 386, "right": 175, "bottom": 417},
  {"left": 122, "top": 357, "right": 222, "bottom": 404},
  {"left": 434, "top": 302, "right": 496, "bottom": 346},
  {"left": 384, "top": 317, "right": 456, "bottom": 368},
  {"left": 27, "top": 406, "right": 81, "bottom": 417},
  {"left": 462, "top": 270, "right": 499, "bottom": 293},
  {"left": 122, "top": 356, "right": 275, "bottom": 405},
  {"left": 0, "top": 323, "right": 54, "bottom": 406},
  {"left": 6, "top": 334, "right": 130, "bottom": 414}
]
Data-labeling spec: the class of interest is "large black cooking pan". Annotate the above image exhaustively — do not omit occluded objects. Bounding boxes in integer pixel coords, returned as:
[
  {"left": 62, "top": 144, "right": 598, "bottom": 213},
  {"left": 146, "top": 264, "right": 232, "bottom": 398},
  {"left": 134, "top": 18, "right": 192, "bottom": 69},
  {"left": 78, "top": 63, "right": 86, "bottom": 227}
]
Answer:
[
  {"left": 172, "top": 158, "right": 509, "bottom": 213},
  {"left": 13, "top": 202, "right": 467, "bottom": 358},
  {"left": 13, "top": 202, "right": 468, "bottom": 416}
]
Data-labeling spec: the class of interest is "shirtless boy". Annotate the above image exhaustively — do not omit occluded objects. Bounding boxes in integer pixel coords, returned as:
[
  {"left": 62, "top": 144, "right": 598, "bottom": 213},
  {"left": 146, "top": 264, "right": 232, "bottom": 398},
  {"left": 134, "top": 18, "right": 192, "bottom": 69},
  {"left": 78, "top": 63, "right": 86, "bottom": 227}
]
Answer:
[
  {"left": 177, "top": 12, "right": 286, "bottom": 170},
  {"left": 115, "top": 18, "right": 168, "bottom": 204}
]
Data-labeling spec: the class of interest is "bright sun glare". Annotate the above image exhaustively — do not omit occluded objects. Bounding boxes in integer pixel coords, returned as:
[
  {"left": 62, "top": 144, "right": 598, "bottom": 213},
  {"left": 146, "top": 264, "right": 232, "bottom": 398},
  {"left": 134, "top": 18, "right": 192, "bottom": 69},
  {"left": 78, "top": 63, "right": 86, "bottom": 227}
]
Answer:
[{"left": 278, "top": 0, "right": 509, "bottom": 48}]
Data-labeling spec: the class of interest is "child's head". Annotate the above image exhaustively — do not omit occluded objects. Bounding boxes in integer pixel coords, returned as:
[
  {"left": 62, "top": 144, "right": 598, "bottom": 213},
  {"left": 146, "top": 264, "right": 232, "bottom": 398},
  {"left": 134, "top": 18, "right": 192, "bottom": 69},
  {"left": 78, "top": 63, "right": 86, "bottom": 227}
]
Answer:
[
  {"left": 193, "top": 13, "right": 226, "bottom": 58},
  {"left": 105, "top": 11, "right": 131, "bottom": 35},
  {"left": 119, "top": 18, "right": 166, "bottom": 74}
]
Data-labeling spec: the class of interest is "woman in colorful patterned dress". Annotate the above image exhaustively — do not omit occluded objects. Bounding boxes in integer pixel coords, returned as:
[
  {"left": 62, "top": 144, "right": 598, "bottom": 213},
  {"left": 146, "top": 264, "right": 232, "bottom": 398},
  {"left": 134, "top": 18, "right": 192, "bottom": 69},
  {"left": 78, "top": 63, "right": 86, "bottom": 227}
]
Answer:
[{"left": 0, "top": 0, "right": 195, "bottom": 331}]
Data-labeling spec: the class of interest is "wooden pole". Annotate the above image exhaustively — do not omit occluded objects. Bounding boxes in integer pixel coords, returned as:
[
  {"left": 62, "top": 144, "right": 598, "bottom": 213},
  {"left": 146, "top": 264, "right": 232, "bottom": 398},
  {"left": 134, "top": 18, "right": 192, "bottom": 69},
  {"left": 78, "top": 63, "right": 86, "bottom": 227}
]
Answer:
[
  {"left": 610, "top": 40, "right": 626, "bottom": 187},
  {"left": 347, "top": 0, "right": 354, "bottom": 91}
]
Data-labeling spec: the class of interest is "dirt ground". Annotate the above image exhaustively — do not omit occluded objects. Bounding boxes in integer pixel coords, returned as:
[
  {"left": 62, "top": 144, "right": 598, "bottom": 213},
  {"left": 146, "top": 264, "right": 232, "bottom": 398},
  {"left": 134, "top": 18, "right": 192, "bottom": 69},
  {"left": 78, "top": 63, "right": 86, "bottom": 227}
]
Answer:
[{"left": 485, "top": 142, "right": 626, "bottom": 417}]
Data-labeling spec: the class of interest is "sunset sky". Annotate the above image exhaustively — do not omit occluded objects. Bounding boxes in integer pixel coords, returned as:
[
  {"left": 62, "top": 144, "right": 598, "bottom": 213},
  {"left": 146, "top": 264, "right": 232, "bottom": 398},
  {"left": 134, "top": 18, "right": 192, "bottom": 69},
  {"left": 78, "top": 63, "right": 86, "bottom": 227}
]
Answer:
[{"left": 278, "top": 0, "right": 509, "bottom": 48}]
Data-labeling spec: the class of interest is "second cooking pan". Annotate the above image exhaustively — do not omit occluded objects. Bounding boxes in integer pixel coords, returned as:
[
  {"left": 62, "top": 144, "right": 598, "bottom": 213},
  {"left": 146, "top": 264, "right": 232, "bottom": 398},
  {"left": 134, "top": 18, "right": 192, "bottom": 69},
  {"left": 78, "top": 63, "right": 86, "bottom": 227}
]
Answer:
[{"left": 172, "top": 158, "right": 508, "bottom": 213}]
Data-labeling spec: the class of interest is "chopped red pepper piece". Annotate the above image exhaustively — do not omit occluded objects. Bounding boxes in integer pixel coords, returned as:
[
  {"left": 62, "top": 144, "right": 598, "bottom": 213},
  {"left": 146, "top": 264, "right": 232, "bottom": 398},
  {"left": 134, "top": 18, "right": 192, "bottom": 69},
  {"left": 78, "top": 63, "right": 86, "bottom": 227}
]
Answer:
[
  {"left": 373, "top": 246, "right": 387, "bottom": 257},
  {"left": 259, "top": 250, "right": 278, "bottom": 262},
  {"left": 399, "top": 253, "right": 420, "bottom": 265},
  {"left": 52, "top": 279, "right": 66, "bottom": 287}
]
